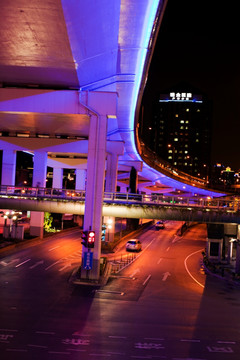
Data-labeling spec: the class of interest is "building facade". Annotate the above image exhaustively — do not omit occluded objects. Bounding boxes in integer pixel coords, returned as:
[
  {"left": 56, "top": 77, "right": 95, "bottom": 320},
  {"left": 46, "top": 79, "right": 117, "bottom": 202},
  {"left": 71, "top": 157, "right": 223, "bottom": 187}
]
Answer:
[{"left": 144, "top": 85, "right": 212, "bottom": 179}]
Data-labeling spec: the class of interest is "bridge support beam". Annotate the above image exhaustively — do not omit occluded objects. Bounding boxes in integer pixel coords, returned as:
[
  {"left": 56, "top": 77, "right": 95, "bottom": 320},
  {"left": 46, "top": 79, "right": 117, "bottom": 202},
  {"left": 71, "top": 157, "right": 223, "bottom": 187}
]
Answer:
[
  {"left": 75, "top": 169, "right": 86, "bottom": 190},
  {"left": 53, "top": 167, "right": 63, "bottom": 189},
  {"left": 105, "top": 142, "right": 124, "bottom": 242},
  {"left": 1, "top": 150, "right": 16, "bottom": 186},
  {"left": 30, "top": 151, "right": 48, "bottom": 238}
]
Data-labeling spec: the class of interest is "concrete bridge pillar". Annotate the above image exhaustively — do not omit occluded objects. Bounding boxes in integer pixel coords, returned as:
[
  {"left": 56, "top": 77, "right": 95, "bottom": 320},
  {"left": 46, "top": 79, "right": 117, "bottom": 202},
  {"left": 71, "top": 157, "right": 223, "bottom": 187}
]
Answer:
[
  {"left": 52, "top": 167, "right": 63, "bottom": 189},
  {"left": 129, "top": 166, "right": 138, "bottom": 193},
  {"left": 105, "top": 152, "right": 118, "bottom": 243},
  {"left": 30, "top": 151, "right": 48, "bottom": 238},
  {"left": 1, "top": 149, "right": 16, "bottom": 186},
  {"left": 81, "top": 112, "right": 107, "bottom": 280},
  {"left": 75, "top": 169, "right": 86, "bottom": 190},
  {"left": 79, "top": 91, "right": 118, "bottom": 281},
  {"left": 32, "top": 151, "right": 48, "bottom": 187}
]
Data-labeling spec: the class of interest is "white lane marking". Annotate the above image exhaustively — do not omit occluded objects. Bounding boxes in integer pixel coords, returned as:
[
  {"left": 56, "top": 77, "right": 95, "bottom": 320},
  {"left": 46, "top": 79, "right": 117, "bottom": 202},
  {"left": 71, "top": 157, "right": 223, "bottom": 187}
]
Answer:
[
  {"left": 217, "top": 341, "right": 236, "bottom": 344},
  {"left": 35, "top": 331, "right": 55, "bottom": 335},
  {"left": 180, "top": 339, "right": 201, "bottom": 342},
  {"left": 29, "top": 260, "right": 44, "bottom": 269},
  {"left": 109, "top": 336, "right": 127, "bottom": 339},
  {"left": 143, "top": 274, "right": 151, "bottom": 286},
  {"left": 166, "top": 246, "right": 170, "bottom": 252},
  {"left": 172, "top": 235, "right": 179, "bottom": 243},
  {"left": 173, "top": 358, "right": 206, "bottom": 360},
  {"left": 67, "top": 348, "right": 86, "bottom": 352},
  {"left": 48, "top": 351, "right": 70, "bottom": 355},
  {"left": 28, "top": 344, "right": 48, "bottom": 348},
  {"left": 95, "top": 290, "right": 124, "bottom": 296},
  {"left": 107, "top": 352, "right": 126, "bottom": 355},
  {"left": 130, "top": 268, "right": 140, "bottom": 277},
  {"left": 58, "top": 263, "right": 72, "bottom": 272},
  {"left": 6, "top": 348, "right": 28, "bottom": 352},
  {"left": 89, "top": 354, "right": 110, "bottom": 357},
  {"left": 48, "top": 245, "right": 60, "bottom": 252},
  {"left": 15, "top": 259, "right": 31, "bottom": 268},
  {"left": 0, "top": 329, "right": 18, "bottom": 332},
  {"left": 162, "top": 272, "right": 171, "bottom": 281},
  {"left": 144, "top": 337, "right": 165, "bottom": 341},
  {"left": 130, "top": 356, "right": 156, "bottom": 359},
  {"left": 157, "top": 258, "right": 163, "bottom": 264},
  {"left": 45, "top": 260, "right": 61, "bottom": 271},
  {"left": 184, "top": 249, "right": 205, "bottom": 288}
]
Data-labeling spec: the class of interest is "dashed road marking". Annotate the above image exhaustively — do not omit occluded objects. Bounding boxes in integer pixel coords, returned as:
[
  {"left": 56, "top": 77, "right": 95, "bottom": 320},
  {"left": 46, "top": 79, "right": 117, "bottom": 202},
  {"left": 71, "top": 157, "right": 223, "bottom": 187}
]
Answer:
[{"left": 15, "top": 259, "right": 31, "bottom": 268}]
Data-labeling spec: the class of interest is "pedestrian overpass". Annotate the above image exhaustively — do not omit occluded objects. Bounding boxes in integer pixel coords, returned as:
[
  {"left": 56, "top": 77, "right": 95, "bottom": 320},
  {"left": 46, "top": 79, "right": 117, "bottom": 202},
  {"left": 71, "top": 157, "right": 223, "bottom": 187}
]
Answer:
[{"left": 0, "top": 186, "right": 238, "bottom": 224}]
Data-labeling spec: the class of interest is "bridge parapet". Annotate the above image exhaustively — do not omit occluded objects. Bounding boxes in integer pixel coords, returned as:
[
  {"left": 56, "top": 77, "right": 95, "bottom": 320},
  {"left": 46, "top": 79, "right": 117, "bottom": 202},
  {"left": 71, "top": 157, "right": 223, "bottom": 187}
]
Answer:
[{"left": 0, "top": 185, "right": 239, "bottom": 213}]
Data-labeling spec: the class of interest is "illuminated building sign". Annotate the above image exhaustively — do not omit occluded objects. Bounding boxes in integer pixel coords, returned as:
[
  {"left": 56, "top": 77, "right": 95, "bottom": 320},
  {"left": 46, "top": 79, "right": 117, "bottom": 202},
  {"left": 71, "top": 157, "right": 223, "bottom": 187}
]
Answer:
[
  {"left": 169, "top": 92, "right": 192, "bottom": 101},
  {"left": 159, "top": 92, "right": 202, "bottom": 103}
]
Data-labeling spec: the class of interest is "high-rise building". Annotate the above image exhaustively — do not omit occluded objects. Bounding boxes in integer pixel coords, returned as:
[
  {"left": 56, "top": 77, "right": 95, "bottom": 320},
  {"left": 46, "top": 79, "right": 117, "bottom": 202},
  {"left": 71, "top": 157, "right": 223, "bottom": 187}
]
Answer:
[{"left": 143, "top": 84, "right": 212, "bottom": 179}]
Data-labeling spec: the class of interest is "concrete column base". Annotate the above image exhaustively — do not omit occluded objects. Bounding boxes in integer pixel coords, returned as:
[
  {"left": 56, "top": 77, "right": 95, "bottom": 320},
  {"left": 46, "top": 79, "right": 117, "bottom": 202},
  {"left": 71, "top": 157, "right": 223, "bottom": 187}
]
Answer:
[{"left": 30, "top": 211, "right": 44, "bottom": 238}]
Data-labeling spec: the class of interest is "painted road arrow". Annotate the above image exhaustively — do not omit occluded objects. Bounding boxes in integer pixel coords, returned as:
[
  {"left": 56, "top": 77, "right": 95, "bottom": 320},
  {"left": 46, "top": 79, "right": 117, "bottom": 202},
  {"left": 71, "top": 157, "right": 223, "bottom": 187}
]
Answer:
[
  {"left": 0, "top": 259, "right": 20, "bottom": 267},
  {"left": 162, "top": 272, "right": 171, "bottom": 281}
]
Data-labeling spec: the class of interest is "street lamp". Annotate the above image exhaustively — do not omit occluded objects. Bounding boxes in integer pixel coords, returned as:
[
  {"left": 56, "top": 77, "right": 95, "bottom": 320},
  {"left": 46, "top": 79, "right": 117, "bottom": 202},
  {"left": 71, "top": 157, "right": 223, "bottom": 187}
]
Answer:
[{"left": 107, "top": 218, "right": 113, "bottom": 243}]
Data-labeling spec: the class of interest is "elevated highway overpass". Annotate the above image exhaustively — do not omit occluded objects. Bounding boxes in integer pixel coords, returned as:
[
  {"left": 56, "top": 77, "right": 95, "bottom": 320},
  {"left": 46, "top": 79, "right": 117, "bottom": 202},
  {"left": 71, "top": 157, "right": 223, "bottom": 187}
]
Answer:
[
  {"left": 0, "top": 0, "right": 224, "bottom": 197},
  {"left": 0, "top": 0, "right": 227, "bottom": 280}
]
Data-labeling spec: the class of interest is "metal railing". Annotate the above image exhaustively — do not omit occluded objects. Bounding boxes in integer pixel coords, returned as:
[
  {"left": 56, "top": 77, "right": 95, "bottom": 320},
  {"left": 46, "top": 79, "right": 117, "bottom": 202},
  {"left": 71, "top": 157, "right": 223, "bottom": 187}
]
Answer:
[{"left": 0, "top": 185, "right": 239, "bottom": 212}]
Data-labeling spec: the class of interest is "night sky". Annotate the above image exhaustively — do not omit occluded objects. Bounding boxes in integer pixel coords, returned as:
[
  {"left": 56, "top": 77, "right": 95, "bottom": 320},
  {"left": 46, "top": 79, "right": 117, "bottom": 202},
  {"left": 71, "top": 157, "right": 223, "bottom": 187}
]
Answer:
[{"left": 143, "top": 0, "right": 240, "bottom": 170}]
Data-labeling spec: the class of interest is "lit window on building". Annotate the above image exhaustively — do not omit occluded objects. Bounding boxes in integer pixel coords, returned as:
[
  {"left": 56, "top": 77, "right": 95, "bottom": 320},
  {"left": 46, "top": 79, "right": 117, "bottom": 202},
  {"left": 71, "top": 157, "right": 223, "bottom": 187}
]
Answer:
[
  {"left": 180, "top": 120, "right": 184, "bottom": 123},
  {"left": 186, "top": 108, "right": 189, "bottom": 112},
  {"left": 174, "top": 138, "right": 178, "bottom": 141},
  {"left": 196, "top": 139, "right": 199, "bottom": 142},
  {"left": 175, "top": 114, "right": 179, "bottom": 117}
]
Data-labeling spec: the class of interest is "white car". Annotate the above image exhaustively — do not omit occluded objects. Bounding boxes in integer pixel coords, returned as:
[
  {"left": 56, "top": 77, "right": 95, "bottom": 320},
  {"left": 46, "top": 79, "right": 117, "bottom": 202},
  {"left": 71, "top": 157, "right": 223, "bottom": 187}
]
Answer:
[
  {"left": 126, "top": 239, "right": 142, "bottom": 252},
  {"left": 155, "top": 220, "right": 165, "bottom": 229}
]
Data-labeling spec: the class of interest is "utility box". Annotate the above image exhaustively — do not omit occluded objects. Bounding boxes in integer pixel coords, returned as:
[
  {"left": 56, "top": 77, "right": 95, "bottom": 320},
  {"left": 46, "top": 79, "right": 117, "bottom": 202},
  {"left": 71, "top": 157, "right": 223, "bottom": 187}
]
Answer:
[
  {"left": 3, "top": 225, "right": 24, "bottom": 240},
  {"left": 11, "top": 225, "right": 24, "bottom": 240}
]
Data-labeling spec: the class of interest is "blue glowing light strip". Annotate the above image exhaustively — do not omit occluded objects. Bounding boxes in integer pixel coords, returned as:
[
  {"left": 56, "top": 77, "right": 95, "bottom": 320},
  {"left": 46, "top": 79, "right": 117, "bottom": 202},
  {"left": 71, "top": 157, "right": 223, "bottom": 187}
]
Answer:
[
  {"left": 127, "top": 0, "right": 225, "bottom": 197},
  {"left": 129, "top": 0, "right": 160, "bottom": 153}
]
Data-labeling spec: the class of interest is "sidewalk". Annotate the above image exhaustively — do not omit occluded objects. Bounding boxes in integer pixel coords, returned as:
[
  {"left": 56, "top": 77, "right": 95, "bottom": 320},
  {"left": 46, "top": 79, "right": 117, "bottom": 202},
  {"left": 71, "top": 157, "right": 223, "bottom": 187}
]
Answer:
[{"left": 202, "top": 253, "right": 240, "bottom": 286}]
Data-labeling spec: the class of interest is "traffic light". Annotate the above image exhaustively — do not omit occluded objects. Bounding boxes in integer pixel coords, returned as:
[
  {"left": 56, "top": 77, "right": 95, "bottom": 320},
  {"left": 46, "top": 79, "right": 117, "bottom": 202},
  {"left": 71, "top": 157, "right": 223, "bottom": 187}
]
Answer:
[
  {"left": 101, "top": 224, "right": 106, "bottom": 241},
  {"left": 81, "top": 230, "right": 88, "bottom": 247},
  {"left": 87, "top": 230, "right": 95, "bottom": 248}
]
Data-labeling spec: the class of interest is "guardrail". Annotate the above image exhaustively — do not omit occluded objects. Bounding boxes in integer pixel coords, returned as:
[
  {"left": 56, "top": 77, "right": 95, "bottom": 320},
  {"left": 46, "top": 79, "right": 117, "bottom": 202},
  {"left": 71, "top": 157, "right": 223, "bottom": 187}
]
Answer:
[{"left": 0, "top": 185, "right": 239, "bottom": 212}]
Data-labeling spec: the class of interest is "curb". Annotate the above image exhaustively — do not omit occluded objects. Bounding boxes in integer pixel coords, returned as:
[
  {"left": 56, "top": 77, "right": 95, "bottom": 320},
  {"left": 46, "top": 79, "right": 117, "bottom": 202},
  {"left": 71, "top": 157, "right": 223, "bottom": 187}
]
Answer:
[{"left": 203, "top": 261, "right": 240, "bottom": 287}]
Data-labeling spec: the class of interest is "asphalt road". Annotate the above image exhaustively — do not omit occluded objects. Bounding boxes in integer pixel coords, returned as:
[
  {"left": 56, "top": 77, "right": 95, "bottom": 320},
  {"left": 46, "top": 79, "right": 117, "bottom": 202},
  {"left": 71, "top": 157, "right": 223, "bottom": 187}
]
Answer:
[{"left": 0, "top": 221, "right": 240, "bottom": 360}]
